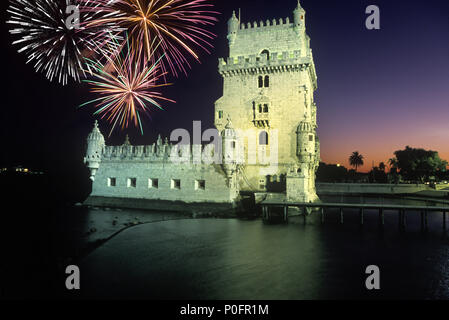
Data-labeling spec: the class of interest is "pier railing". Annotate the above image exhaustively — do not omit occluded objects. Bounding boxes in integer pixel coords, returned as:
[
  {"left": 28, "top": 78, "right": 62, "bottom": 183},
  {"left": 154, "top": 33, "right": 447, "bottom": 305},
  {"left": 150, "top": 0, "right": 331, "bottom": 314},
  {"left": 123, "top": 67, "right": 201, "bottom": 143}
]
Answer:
[{"left": 260, "top": 201, "right": 448, "bottom": 231}]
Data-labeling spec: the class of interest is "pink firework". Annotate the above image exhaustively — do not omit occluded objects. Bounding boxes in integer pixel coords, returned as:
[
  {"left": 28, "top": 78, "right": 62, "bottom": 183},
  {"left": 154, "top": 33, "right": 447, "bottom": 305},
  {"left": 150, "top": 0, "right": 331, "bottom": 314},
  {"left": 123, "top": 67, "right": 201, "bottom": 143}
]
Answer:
[
  {"left": 79, "top": 0, "right": 219, "bottom": 77},
  {"left": 80, "top": 36, "right": 175, "bottom": 136}
]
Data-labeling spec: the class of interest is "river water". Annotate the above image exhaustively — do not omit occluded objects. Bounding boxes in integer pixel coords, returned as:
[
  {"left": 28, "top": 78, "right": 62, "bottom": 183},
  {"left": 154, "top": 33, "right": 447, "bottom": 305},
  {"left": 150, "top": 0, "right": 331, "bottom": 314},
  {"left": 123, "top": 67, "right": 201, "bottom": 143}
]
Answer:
[{"left": 75, "top": 196, "right": 448, "bottom": 300}]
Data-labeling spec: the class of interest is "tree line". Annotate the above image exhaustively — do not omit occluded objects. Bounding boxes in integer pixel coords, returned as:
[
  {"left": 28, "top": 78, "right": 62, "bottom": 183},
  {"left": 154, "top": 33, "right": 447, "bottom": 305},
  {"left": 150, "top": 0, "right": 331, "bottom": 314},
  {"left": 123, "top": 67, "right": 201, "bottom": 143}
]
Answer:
[{"left": 317, "top": 146, "right": 448, "bottom": 183}]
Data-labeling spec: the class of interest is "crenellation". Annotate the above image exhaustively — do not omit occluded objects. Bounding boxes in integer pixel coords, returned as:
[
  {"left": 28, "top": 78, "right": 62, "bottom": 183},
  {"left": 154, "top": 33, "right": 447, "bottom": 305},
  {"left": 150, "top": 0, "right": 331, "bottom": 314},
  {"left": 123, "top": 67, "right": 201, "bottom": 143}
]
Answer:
[
  {"left": 238, "top": 18, "right": 294, "bottom": 32},
  {"left": 218, "top": 50, "right": 312, "bottom": 76},
  {"left": 98, "top": 139, "right": 230, "bottom": 166}
]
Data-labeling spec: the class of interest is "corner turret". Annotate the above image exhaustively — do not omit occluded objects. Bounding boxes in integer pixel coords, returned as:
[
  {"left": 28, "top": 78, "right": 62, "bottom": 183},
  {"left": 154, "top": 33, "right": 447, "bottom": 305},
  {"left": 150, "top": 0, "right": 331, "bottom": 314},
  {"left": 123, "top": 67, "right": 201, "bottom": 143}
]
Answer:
[
  {"left": 296, "top": 120, "right": 315, "bottom": 162},
  {"left": 227, "top": 11, "right": 239, "bottom": 46},
  {"left": 293, "top": 0, "right": 306, "bottom": 31},
  {"left": 221, "top": 117, "right": 238, "bottom": 186},
  {"left": 84, "top": 121, "right": 105, "bottom": 181}
]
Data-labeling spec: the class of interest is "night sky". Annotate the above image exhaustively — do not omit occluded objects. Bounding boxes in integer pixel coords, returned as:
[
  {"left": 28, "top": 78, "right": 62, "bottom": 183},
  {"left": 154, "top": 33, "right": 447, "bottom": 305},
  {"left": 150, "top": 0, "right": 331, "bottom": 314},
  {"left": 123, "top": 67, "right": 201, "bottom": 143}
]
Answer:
[{"left": 1, "top": 0, "right": 448, "bottom": 174}]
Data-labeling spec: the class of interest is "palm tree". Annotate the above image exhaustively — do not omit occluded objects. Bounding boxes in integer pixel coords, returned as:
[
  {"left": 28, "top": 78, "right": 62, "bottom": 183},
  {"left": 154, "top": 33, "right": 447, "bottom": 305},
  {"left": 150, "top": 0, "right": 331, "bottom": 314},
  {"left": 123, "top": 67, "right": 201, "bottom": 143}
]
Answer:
[
  {"left": 388, "top": 157, "right": 398, "bottom": 172},
  {"left": 349, "top": 151, "right": 364, "bottom": 172}
]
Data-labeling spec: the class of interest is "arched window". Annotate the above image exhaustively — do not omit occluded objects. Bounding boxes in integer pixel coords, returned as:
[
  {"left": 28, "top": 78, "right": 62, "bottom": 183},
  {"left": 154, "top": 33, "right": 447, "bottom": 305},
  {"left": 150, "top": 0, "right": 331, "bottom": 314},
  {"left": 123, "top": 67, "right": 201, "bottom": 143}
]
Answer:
[
  {"left": 264, "top": 75, "right": 269, "bottom": 87},
  {"left": 261, "top": 49, "right": 270, "bottom": 60},
  {"left": 258, "top": 76, "right": 263, "bottom": 88},
  {"left": 263, "top": 104, "right": 269, "bottom": 113},
  {"left": 259, "top": 131, "right": 269, "bottom": 145}
]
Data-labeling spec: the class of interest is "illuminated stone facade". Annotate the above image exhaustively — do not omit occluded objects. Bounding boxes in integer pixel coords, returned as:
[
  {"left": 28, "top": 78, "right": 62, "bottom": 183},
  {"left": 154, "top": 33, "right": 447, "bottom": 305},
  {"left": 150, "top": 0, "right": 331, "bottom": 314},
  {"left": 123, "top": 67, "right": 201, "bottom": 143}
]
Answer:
[
  {"left": 84, "top": 122, "right": 239, "bottom": 204},
  {"left": 215, "top": 1, "right": 319, "bottom": 201},
  {"left": 84, "top": 2, "right": 320, "bottom": 205}
]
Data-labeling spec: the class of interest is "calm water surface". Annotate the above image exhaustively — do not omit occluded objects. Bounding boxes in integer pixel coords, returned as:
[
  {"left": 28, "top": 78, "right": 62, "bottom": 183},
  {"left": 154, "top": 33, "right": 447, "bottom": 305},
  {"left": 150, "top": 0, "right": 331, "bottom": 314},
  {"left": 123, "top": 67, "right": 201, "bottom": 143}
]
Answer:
[{"left": 78, "top": 196, "right": 449, "bottom": 299}]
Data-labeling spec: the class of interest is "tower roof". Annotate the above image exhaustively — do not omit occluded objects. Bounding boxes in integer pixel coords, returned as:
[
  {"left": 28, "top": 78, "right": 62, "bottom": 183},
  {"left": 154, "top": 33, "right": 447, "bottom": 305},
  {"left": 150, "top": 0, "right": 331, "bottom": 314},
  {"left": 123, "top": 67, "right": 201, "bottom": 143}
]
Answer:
[
  {"left": 123, "top": 134, "right": 131, "bottom": 145},
  {"left": 297, "top": 120, "right": 312, "bottom": 132},
  {"left": 231, "top": 10, "right": 238, "bottom": 21},
  {"left": 225, "top": 116, "right": 234, "bottom": 129},
  {"left": 222, "top": 116, "right": 237, "bottom": 137},
  {"left": 295, "top": 0, "right": 305, "bottom": 12},
  {"left": 88, "top": 120, "right": 105, "bottom": 144}
]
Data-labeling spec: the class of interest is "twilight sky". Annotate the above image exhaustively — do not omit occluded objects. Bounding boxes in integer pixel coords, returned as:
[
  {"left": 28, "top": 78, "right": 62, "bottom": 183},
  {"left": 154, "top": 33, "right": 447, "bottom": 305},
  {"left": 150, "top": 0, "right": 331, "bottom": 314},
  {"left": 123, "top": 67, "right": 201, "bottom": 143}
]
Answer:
[{"left": 1, "top": 0, "right": 448, "bottom": 174}]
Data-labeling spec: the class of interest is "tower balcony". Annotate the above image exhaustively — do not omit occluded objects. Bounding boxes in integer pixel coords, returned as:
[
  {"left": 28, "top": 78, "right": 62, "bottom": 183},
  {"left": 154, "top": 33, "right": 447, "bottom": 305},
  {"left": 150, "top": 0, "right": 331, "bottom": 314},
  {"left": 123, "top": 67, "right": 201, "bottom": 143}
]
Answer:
[
  {"left": 253, "top": 113, "right": 270, "bottom": 128},
  {"left": 218, "top": 51, "right": 313, "bottom": 75}
]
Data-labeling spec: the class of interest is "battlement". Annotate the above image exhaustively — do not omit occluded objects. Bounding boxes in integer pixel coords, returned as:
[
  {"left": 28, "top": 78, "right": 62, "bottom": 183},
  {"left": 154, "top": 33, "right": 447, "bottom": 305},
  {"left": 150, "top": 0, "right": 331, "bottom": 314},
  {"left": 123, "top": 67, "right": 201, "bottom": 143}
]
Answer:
[
  {"left": 239, "top": 17, "right": 293, "bottom": 31},
  {"left": 227, "top": 15, "right": 308, "bottom": 59},
  {"left": 218, "top": 50, "right": 315, "bottom": 78},
  {"left": 101, "top": 140, "right": 219, "bottom": 165}
]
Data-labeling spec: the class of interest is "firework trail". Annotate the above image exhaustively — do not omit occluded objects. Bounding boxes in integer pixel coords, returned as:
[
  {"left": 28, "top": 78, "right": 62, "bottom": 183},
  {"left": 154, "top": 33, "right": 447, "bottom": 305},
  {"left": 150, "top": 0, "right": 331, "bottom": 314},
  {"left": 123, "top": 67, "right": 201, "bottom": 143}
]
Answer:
[
  {"left": 80, "top": 0, "right": 219, "bottom": 77},
  {"left": 7, "top": 0, "right": 121, "bottom": 85},
  {"left": 80, "top": 36, "right": 175, "bottom": 136}
]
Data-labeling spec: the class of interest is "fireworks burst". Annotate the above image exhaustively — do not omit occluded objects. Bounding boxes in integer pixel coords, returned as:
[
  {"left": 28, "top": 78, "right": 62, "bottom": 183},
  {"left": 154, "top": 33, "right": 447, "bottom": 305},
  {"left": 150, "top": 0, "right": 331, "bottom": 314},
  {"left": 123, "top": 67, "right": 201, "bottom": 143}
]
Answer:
[
  {"left": 80, "top": 0, "right": 219, "bottom": 77},
  {"left": 7, "top": 0, "right": 121, "bottom": 85},
  {"left": 80, "top": 36, "right": 175, "bottom": 136}
]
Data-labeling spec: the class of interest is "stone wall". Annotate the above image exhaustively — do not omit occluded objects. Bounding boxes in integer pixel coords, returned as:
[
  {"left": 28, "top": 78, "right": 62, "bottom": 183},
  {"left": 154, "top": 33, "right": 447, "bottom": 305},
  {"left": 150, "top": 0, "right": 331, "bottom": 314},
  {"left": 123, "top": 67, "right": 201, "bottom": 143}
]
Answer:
[
  {"left": 316, "top": 183, "right": 429, "bottom": 195},
  {"left": 230, "top": 20, "right": 308, "bottom": 58},
  {"left": 91, "top": 160, "right": 238, "bottom": 204}
]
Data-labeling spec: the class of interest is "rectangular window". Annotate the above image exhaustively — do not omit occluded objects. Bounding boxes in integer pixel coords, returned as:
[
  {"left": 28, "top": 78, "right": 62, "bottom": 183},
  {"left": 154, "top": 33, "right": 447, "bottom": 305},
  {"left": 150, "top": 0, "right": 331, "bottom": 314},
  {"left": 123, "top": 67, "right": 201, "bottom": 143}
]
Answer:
[
  {"left": 231, "top": 141, "right": 236, "bottom": 149},
  {"left": 309, "top": 135, "right": 314, "bottom": 142},
  {"left": 258, "top": 76, "right": 263, "bottom": 88},
  {"left": 127, "top": 178, "right": 137, "bottom": 188},
  {"left": 171, "top": 179, "right": 181, "bottom": 190},
  {"left": 218, "top": 111, "right": 224, "bottom": 119},
  {"left": 195, "top": 180, "right": 206, "bottom": 190},
  {"left": 108, "top": 177, "right": 116, "bottom": 187},
  {"left": 149, "top": 178, "right": 158, "bottom": 189}
]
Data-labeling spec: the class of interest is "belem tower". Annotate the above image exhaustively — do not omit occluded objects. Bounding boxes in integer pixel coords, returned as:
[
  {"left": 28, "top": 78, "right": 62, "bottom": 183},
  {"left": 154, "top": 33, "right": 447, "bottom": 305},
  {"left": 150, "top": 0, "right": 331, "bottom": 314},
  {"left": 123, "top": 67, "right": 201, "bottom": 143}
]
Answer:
[{"left": 83, "top": 2, "right": 320, "bottom": 211}]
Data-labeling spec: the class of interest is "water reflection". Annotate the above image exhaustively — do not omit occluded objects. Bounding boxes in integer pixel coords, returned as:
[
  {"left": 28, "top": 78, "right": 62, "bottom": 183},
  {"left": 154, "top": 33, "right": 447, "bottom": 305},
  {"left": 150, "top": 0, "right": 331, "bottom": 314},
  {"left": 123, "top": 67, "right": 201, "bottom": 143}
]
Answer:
[{"left": 80, "top": 214, "right": 448, "bottom": 299}]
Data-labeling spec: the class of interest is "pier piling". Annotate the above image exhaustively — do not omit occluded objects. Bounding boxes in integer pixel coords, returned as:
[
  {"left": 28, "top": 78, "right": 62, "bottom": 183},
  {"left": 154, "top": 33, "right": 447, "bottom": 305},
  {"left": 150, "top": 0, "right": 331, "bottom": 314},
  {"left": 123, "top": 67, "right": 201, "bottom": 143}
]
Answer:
[
  {"left": 379, "top": 209, "right": 384, "bottom": 226},
  {"left": 425, "top": 210, "right": 428, "bottom": 231},
  {"left": 259, "top": 202, "right": 448, "bottom": 230},
  {"left": 321, "top": 207, "right": 325, "bottom": 224},
  {"left": 444, "top": 211, "right": 447, "bottom": 231}
]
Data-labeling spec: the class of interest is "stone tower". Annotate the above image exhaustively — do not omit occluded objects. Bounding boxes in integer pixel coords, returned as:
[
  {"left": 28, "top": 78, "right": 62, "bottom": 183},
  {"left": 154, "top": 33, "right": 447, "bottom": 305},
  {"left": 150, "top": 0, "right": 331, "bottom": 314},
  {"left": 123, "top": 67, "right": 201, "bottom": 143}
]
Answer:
[
  {"left": 215, "top": 1, "right": 319, "bottom": 197},
  {"left": 84, "top": 121, "right": 105, "bottom": 181}
]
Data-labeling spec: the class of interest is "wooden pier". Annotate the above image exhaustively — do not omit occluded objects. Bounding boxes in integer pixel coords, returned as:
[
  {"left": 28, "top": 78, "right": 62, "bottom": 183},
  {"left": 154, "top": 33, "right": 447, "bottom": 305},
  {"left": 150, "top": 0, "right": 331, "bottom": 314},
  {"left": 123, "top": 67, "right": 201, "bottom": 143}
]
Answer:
[{"left": 261, "top": 201, "right": 448, "bottom": 231}]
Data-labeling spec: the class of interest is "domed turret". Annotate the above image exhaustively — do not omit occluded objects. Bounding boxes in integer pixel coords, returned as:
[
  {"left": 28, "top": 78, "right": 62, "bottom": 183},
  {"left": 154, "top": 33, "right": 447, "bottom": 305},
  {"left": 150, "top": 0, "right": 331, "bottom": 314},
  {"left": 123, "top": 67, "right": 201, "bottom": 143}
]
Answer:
[
  {"left": 84, "top": 121, "right": 105, "bottom": 181},
  {"left": 87, "top": 120, "right": 105, "bottom": 147},
  {"left": 296, "top": 120, "right": 314, "bottom": 161},
  {"left": 293, "top": 1, "right": 306, "bottom": 31},
  {"left": 227, "top": 11, "right": 239, "bottom": 46},
  {"left": 221, "top": 117, "right": 238, "bottom": 180},
  {"left": 297, "top": 120, "right": 313, "bottom": 133}
]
